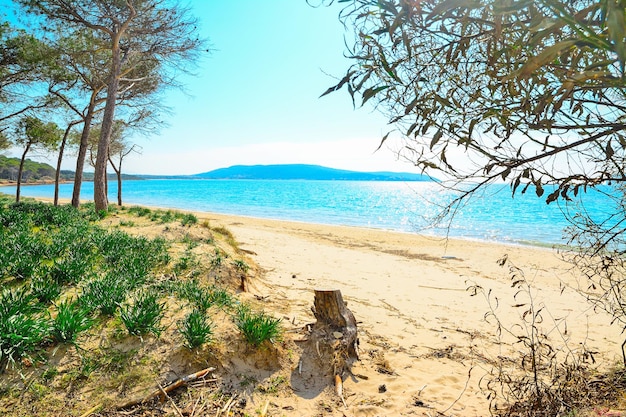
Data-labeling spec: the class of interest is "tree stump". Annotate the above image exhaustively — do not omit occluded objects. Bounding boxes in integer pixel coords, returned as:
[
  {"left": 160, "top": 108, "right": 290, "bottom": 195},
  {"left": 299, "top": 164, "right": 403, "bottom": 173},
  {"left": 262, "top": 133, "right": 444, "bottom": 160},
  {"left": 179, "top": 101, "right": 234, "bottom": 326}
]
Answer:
[{"left": 309, "top": 289, "right": 359, "bottom": 376}]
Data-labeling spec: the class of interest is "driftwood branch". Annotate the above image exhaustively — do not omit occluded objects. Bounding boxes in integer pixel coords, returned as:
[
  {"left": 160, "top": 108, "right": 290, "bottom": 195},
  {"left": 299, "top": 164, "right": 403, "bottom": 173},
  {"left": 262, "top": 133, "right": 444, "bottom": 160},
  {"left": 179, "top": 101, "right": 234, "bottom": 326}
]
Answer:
[{"left": 117, "top": 367, "right": 215, "bottom": 410}]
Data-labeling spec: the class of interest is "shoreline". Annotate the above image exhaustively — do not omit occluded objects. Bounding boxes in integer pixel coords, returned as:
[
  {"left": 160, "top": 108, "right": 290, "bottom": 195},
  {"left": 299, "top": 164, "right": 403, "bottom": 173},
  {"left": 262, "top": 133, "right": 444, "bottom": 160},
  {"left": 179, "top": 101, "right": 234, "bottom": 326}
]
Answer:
[
  {"left": 1, "top": 190, "right": 575, "bottom": 251},
  {"left": 0, "top": 179, "right": 575, "bottom": 246}
]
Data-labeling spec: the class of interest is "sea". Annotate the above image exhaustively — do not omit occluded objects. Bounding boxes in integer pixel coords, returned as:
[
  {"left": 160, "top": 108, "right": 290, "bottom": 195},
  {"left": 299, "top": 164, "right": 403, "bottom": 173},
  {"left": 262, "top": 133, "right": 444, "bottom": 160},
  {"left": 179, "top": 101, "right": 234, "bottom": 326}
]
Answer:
[{"left": 1, "top": 179, "right": 618, "bottom": 247}]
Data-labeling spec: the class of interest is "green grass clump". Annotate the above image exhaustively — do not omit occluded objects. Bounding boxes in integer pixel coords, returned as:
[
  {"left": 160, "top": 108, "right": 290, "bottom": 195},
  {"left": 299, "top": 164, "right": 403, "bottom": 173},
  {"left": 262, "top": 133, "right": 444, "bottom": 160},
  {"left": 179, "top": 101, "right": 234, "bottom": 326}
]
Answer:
[
  {"left": 232, "top": 259, "right": 249, "bottom": 274},
  {"left": 180, "top": 213, "right": 197, "bottom": 226},
  {"left": 120, "top": 290, "right": 165, "bottom": 337},
  {"left": 52, "top": 299, "right": 94, "bottom": 344},
  {"left": 30, "top": 275, "right": 61, "bottom": 305},
  {"left": 235, "top": 305, "right": 282, "bottom": 348},
  {"left": 127, "top": 206, "right": 152, "bottom": 217},
  {"left": 178, "top": 279, "right": 213, "bottom": 311},
  {"left": 210, "top": 248, "right": 225, "bottom": 269},
  {"left": 81, "top": 274, "right": 127, "bottom": 317},
  {"left": 177, "top": 280, "right": 234, "bottom": 311},
  {"left": 212, "top": 226, "right": 238, "bottom": 249},
  {"left": 178, "top": 309, "right": 213, "bottom": 348},
  {"left": 0, "top": 288, "right": 49, "bottom": 369},
  {"left": 208, "top": 286, "right": 233, "bottom": 309}
]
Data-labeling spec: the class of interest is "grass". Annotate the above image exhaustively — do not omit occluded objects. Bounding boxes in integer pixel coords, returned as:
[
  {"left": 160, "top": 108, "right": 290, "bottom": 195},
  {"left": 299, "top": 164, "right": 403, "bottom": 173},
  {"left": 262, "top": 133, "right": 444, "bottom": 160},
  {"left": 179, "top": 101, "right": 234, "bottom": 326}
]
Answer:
[
  {"left": 0, "top": 287, "right": 50, "bottom": 369},
  {"left": 30, "top": 275, "right": 61, "bottom": 305},
  {"left": 177, "top": 279, "right": 234, "bottom": 311},
  {"left": 180, "top": 213, "right": 198, "bottom": 226},
  {"left": 212, "top": 226, "right": 238, "bottom": 250},
  {"left": 178, "top": 309, "right": 213, "bottom": 348},
  {"left": 234, "top": 305, "right": 282, "bottom": 348},
  {"left": 233, "top": 259, "right": 249, "bottom": 274},
  {"left": 81, "top": 274, "right": 128, "bottom": 317},
  {"left": 210, "top": 248, "right": 225, "bottom": 269},
  {"left": 120, "top": 290, "right": 166, "bottom": 337},
  {"left": 51, "top": 299, "right": 94, "bottom": 344},
  {"left": 0, "top": 198, "right": 287, "bottom": 415}
]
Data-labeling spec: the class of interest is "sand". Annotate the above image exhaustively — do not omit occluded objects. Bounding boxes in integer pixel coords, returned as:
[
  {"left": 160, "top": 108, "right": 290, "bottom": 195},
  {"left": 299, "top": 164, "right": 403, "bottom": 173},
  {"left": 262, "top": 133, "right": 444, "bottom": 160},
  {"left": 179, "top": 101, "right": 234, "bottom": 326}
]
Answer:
[{"left": 197, "top": 211, "right": 621, "bottom": 416}]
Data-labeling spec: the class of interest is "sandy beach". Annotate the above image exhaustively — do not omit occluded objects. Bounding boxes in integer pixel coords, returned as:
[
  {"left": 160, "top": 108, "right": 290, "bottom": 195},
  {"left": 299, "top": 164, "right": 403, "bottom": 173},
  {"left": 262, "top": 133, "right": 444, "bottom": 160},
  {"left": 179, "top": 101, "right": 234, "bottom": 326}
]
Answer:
[
  {"left": 197, "top": 211, "right": 621, "bottom": 416},
  {"left": 4, "top": 195, "right": 622, "bottom": 415}
]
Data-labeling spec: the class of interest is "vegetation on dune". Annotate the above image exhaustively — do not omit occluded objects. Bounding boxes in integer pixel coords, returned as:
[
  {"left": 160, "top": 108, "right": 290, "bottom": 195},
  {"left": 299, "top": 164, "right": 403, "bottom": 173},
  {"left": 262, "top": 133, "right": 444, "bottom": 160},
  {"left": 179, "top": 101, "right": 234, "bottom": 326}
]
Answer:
[{"left": 0, "top": 197, "right": 282, "bottom": 416}]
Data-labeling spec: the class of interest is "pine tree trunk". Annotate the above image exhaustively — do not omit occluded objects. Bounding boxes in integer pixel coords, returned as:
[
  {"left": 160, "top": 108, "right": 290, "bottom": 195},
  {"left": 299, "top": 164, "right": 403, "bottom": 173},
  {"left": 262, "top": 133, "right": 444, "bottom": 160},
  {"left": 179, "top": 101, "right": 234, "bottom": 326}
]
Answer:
[
  {"left": 16, "top": 143, "right": 31, "bottom": 204},
  {"left": 94, "top": 36, "right": 122, "bottom": 212},
  {"left": 72, "top": 97, "right": 96, "bottom": 208}
]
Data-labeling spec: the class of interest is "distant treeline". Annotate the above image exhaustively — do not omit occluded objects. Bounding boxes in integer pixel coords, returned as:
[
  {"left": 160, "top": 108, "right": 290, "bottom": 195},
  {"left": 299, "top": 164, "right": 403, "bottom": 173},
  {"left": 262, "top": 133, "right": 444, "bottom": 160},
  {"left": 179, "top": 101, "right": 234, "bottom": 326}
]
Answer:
[
  {"left": 0, "top": 155, "right": 142, "bottom": 183},
  {"left": 0, "top": 155, "right": 68, "bottom": 183}
]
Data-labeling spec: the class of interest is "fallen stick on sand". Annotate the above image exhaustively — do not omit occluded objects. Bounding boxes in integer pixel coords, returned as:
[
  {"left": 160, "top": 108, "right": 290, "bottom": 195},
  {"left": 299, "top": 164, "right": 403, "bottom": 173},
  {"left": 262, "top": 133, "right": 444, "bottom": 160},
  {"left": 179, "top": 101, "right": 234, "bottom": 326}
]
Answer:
[{"left": 117, "top": 367, "right": 216, "bottom": 410}]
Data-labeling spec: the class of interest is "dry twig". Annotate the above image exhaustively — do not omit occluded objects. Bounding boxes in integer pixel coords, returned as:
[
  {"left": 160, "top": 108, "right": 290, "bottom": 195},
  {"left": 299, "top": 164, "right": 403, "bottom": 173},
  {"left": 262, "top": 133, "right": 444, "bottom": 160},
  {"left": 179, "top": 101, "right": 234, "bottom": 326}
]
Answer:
[{"left": 117, "top": 367, "right": 215, "bottom": 410}]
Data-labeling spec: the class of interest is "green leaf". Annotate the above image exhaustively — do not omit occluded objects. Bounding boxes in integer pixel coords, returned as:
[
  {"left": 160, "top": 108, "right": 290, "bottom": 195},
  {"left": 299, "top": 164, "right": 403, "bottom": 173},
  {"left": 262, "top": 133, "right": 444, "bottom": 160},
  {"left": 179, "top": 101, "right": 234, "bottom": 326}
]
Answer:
[
  {"left": 375, "top": 131, "right": 391, "bottom": 152},
  {"left": 361, "top": 85, "right": 388, "bottom": 106},
  {"left": 535, "top": 180, "right": 544, "bottom": 197},
  {"left": 546, "top": 189, "right": 560, "bottom": 204},
  {"left": 320, "top": 70, "right": 355, "bottom": 98},
  {"left": 606, "top": 140, "right": 614, "bottom": 159}
]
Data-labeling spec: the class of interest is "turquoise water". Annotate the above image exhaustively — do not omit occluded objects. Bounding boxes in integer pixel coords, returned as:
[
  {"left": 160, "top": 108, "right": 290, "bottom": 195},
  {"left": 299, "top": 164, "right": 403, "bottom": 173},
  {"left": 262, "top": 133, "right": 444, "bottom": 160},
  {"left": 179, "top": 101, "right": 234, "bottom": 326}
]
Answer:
[{"left": 1, "top": 179, "right": 615, "bottom": 246}]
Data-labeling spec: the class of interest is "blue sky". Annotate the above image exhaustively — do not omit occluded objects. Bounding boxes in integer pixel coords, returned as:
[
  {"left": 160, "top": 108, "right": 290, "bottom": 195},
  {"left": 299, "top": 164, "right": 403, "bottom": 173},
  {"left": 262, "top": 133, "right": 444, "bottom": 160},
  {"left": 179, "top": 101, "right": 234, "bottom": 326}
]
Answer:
[{"left": 6, "top": 1, "right": 416, "bottom": 175}]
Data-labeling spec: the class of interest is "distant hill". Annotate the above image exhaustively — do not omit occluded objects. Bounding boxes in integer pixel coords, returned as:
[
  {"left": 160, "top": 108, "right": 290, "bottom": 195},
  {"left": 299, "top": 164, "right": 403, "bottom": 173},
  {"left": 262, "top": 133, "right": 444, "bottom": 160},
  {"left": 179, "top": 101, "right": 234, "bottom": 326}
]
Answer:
[
  {"left": 0, "top": 155, "right": 143, "bottom": 184},
  {"left": 195, "top": 164, "right": 432, "bottom": 181},
  {"left": 0, "top": 155, "right": 69, "bottom": 183}
]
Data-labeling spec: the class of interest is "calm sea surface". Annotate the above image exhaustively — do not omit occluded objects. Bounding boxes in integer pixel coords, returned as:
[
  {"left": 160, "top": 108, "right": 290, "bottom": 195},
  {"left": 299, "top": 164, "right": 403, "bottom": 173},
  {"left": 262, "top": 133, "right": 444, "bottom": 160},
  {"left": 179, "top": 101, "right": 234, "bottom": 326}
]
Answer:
[{"left": 1, "top": 179, "right": 616, "bottom": 246}]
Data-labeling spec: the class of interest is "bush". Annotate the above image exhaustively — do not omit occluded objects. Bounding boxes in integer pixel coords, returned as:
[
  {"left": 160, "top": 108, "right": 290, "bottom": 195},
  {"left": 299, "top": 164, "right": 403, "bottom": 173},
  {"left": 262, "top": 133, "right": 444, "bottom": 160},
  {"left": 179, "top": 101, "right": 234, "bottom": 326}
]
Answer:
[
  {"left": 178, "top": 309, "right": 213, "bottom": 348},
  {"left": 120, "top": 291, "right": 165, "bottom": 337},
  {"left": 235, "top": 305, "right": 282, "bottom": 348}
]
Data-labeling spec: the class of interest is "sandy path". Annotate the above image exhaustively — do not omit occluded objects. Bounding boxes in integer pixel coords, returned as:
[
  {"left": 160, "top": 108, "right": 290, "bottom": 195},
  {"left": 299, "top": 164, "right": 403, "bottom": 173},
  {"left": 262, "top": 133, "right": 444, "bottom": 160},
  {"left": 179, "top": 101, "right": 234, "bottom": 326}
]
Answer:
[{"left": 198, "top": 212, "right": 621, "bottom": 416}]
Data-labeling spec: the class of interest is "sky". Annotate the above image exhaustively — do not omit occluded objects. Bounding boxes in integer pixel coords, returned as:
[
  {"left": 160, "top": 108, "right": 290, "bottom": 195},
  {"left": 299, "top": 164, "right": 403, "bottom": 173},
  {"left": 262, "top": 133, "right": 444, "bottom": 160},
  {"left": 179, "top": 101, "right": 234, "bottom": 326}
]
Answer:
[{"left": 5, "top": 0, "right": 417, "bottom": 176}]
